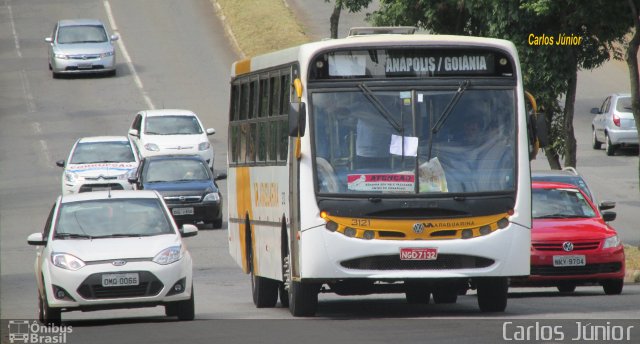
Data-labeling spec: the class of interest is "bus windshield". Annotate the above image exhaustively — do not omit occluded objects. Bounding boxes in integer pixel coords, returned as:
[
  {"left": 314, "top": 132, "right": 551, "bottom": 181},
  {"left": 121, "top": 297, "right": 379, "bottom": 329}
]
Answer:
[{"left": 312, "top": 88, "right": 515, "bottom": 195}]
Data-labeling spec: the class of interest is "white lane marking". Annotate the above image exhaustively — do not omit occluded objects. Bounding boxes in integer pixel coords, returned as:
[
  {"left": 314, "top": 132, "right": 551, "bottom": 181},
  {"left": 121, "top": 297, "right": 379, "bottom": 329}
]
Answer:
[
  {"left": 104, "top": 0, "right": 155, "bottom": 109},
  {"left": 39, "top": 139, "right": 52, "bottom": 165},
  {"left": 19, "top": 70, "right": 36, "bottom": 113},
  {"left": 6, "top": 0, "right": 22, "bottom": 58}
]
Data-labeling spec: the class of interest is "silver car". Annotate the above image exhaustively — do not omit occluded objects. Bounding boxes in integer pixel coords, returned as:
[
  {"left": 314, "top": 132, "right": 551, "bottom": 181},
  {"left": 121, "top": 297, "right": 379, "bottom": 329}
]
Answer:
[
  {"left": 591, "top": 93, "right": 638, "bottom": 155},
  {"left": 45, "top": 19, "right": 118, "bottom": 78}
]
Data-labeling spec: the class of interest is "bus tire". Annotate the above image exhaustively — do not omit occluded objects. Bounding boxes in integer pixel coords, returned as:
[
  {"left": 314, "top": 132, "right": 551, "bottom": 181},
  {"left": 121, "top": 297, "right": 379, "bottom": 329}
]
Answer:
[
  {"left": 405, "top": 282, "right": 430, "bottom": 304},
  {"left": 288, "top": 280, "right": 319, "bottom": 317},
  {"left": 476, "top": 277, "right": 508, "bottom": 312},
  {"left": 251, "top": 265, "right": 278, "bottom": 308},
  {"left": 278, "top": 283, "right": 289, "bottom": 308}
]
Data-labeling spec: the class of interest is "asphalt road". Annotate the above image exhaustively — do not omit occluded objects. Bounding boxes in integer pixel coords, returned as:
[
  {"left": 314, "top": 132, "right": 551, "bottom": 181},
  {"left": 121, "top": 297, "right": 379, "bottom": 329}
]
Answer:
[{"left": 1, "top": 1, "right": 639, "bottom": 343}]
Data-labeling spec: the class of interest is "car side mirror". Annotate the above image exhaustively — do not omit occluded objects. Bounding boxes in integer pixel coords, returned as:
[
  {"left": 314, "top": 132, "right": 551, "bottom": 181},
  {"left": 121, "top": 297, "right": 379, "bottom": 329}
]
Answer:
[
  {"left": 598, "top": 200, "right": 616, "bottom": 211},
  {"left": 180, "top": 224, "right": 198, "bottom": 238},
  {"left": 128, "top": 128, "right": 139, "bottom": 137},
  {"left": 206, "top": 128, "right": 216, "bottom": 135},
  {"left": 110, "top": 35, "right": 119, "bottom": 42},
  {"left": 128, "top": 176, "right": 138, "bottom": 185},
  {"left": 56, "top": 160, "right": 65, "bottom": 168},
  {"left": 590, "top": 107, "right": 600, "bottom": 115},
  {"left": 214, "top": 173, "right": 227, "bottom": 181},
  {"left": 44, "top": 37, "right": 52, "bottom": 43},
  {"left": 602, "top": 211, "right": 616, "bottom": 222},
  {"left": 27, "top": 233, "right": 46, "bottom": 246}
]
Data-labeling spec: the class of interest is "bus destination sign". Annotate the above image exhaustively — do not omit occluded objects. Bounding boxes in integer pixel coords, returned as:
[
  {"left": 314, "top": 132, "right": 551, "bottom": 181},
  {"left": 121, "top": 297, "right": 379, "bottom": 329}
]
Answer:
[{"left": 310, "top": 48, "right": 514, "bottom": 80}]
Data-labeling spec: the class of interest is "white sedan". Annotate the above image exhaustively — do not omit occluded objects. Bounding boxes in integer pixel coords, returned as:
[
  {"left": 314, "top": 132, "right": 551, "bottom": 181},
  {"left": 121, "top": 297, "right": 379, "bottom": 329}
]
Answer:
[
  {"left": 128, "top": 109, "right": 215, "bottom": 169},
  {"left": 56, "top": 136, "right": 139, "bottom": 194},
  {"left": 28, "top": 190, "right": 197, "bottom": 324}
]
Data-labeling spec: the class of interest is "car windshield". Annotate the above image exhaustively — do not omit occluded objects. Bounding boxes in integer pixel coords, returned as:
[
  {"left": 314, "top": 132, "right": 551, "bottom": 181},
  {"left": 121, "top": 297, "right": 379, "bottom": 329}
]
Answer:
[
  {"left": 616, "top": 97, "right": 632, "bottom": 113},
  {"left": 531, "top": 174, "right": 593, "bottom": 201},
  {"left": 312, "top": 89, "right": 516, "bottom": 195},
  {"left": 57, "top": 25, "right": 108, "bottom": 44},
  {"left": 144, "top": 116, "right": 203, "bottom": 135},
  {"left": 70, "top": 141, "right": 136, "bottom": 164},
  {"left": 54, "top": 198, "right": 173, "bottom": 238},
  {"left": 532, "top": 188, "right": 596, "bottom": 219},
  {"left": 144, "top": 159, "right": 210, "bottom": 183}
]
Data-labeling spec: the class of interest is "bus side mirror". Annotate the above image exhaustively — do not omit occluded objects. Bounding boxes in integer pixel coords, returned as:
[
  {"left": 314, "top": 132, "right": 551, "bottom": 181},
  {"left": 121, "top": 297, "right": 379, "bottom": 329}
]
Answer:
[{"left": 289, "top": 102, "right": 306, "bottom": 137}]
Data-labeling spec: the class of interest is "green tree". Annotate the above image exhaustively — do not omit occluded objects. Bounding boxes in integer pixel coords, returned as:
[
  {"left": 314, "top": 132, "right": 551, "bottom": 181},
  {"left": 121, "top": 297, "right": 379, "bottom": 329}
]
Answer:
[
  {"left": 325, "top": 0, "right": 373, "bottom": 38},
  {"left": 625, "top": 0, "right": 640, "bottom": 188},
  {"left": 370, "top": 0, "right": 630, "bottom": 170}
]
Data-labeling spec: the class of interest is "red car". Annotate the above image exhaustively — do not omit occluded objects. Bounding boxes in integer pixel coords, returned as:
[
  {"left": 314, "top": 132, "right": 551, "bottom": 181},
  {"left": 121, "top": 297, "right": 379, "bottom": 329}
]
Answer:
[{"left": 513, "top": 181, "right": 625, "bottom": 294}]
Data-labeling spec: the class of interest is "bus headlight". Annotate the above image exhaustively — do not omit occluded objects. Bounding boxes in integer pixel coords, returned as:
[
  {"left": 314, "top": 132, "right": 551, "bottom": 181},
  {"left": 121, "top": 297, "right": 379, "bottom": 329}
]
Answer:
[
  {"left": 461, "top": 229, "right": 473, "bottom": 239},
  {"left": 344, "top": 227, "right": 357, "bottom": 237},
  {"left": 479, "top": 225, "right": 492, "bottom": 236},
  {"left": 325, "top": 221, "right": 338, "bottom": 232},
  {"left": 363, "top": 230, "right": 375, "bottom": 240}
]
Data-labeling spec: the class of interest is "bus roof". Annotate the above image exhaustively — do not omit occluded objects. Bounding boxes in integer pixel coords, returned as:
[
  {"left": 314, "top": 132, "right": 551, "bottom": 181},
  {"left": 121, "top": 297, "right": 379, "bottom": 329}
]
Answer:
[{"left": 230, "top": 33, "right": 518, "bottom": 78}]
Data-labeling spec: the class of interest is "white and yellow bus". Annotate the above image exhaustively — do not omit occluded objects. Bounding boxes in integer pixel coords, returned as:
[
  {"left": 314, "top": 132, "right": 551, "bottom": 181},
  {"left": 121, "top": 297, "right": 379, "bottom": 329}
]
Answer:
[{"left": 227, "top": 28, "right": 536, "bottom": 316}]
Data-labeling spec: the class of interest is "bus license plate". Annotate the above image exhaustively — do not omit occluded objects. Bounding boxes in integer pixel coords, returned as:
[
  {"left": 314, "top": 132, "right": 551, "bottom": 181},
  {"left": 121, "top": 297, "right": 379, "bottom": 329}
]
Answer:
[
  {"left": 553, "top": 255, "right": 586, "bottom": 267},
  {"left": 102, "top": 273, "right": 139, "bottom": 287},
  {"left": 172, "top": 207, "right": 194, "bottom": 216},
  {"left": 400, "top": 248, "right": 438, "bottom": 261}
]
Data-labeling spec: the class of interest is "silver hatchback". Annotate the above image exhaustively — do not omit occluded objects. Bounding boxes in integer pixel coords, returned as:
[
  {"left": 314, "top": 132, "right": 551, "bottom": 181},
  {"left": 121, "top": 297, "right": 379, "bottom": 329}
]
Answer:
[
  {"left": 45, "top": 19, "right": 118, "bottom": 78},
  {"left": 591, "top": 93, "right": 638, "bottom": 155}
]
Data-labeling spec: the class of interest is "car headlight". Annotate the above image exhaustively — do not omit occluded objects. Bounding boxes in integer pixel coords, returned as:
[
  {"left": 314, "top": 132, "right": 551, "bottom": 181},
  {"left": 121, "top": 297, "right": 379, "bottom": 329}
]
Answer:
[
  {"left": 51, "top": 252, "right": 86, "bottom": 271},
  {"left": 118, "top": 169, "right": 137, "bottom": 180},
  {"left": 100, "top": 51, "right": 114, "bottom": 57},
  {"left": 203, "top": 192, "right": 220, "bottom": 202},
  {"left": 153, "top": 245, "right": 184, "bottom": 265},
  {"left": 603, "top": 235, "right": 621, "bottom": 249},
  {"left": 54, "top": 53, "right": 69, "bottom": 60},
  {"left": 198, "top": 142, "right": 210, "bottom": 151},
  {"left": 64, "top": 171, "right": 81, "bottom": 183},
  {"left": 144, "top": 143, "right": 160, "bottom": 151}
]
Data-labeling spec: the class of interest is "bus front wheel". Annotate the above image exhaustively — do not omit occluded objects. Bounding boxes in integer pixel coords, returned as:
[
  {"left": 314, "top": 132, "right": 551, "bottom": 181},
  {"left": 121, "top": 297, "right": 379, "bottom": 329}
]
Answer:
[
  {"left": 288, "top": 280, "right": 319, "bottom": 317},
  {"left": 476, "top": 277, "right": 508, "bottom": 312}
]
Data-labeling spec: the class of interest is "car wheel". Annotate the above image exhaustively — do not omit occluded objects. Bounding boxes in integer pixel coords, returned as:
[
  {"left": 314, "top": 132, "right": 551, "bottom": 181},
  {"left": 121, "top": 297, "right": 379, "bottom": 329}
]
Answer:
[
  {"left": 212, "top": 219, "right": 223, "bottom": 229},
  {"left": 405, "top": 282, "right": 430, "bottom": 304},
  {"left": 605, "top": 133, "right": 616, "bottom": 156},
  {"left": 602, "top": 279, "right": 623, "bottom": 295},
  {"left": 39, "top": 292, "right": 61, "bottom": 325},
  {"left": 557, "top": 284, "right": 576, "bottom": 293},
  {"left": 176, "top": 287, "right": 195, "bottom": 321},
  {"left": 165, "top": 303, "right": 178, "bottom": 317},
  {"left": 108, "top": 70, "right": 116, "bottom": 77},
  {"left": 52, "top": 71, "right": 60, "bottom": 79},
  {"left": 592, "top": 128, "right": 602, "bottom": 149},
  {"left": 476, "top": 277, "right": 508, "bottom": 312}
]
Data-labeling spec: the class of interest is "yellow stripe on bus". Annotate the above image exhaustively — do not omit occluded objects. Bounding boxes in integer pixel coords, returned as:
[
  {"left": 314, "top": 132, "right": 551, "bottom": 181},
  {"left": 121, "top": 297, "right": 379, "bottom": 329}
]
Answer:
[
  {"left": 235, "top": 59, "right": 251, "bottom": 76},
  {"left": 236, "top": 167, "right": 254, "bottom": 273}
]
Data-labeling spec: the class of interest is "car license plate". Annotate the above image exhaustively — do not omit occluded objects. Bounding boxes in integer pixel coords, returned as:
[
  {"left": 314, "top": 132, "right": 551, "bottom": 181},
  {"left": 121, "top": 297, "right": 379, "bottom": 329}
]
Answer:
[
  {"left": 101, "top": 273, "right": 139, "bottom": 287},
  {"left": 77, "top": 63, "right": 92, "bottom": 69},
  {"left": 553, "top": 255, "right": 586, "bottom": 267},
  {"left": 92, "top": 187, "right": 109, "bottom": 192},
  {"left": 172, "top": 207, "right": 194, "bottom": 216},
  {"left": 400, "top": 248, "right": 438, "bottom": 261}
]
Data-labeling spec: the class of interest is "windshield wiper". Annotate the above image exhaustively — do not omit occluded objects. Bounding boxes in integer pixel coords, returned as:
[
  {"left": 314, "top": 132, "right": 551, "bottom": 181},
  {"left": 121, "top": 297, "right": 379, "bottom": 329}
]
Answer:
[
  {"left": 54, "top": 233, "right": 92, "bottom": 239},
  {"left": 426, "top": 80, "right": 470, "bottom": 160},
  {"left": 536, "top": 214, "right": 586, "bottom": 219},
  {"left": 357, "top": 83, "right": 403, "bottom": 133},
  {"left": 92, "top": 233, "right": 148, "bottom": 238}
]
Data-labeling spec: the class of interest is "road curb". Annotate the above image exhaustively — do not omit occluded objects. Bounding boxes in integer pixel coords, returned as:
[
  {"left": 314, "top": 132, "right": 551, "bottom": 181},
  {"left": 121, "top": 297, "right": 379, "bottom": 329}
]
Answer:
[{"left": 209, "top": 0, "right": 245, "bottom": 59}]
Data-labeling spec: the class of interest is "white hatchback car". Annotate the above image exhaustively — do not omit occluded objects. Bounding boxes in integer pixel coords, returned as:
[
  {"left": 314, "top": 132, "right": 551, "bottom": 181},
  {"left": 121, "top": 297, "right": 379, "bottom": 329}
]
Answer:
[
  {"left": 56, "top": 136, "right": 139, "bottom": 194},
  {"left": 128, "top": 109, "right": 215, "bottom": 169},
  {"left": 28, "top": 190, "right": 197, "bottom": 324}
]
